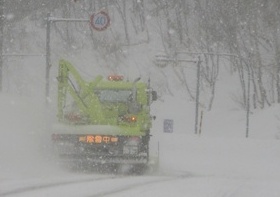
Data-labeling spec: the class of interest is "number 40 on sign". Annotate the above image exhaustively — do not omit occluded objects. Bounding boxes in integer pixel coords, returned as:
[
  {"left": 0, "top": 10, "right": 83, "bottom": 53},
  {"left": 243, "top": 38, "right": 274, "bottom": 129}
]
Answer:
[{"left": 90, "top": 11, "right": 110, "bottom": 31}]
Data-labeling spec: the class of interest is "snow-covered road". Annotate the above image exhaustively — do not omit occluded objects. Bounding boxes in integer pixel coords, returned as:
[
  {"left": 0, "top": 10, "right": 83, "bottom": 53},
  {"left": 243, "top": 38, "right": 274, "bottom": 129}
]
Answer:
[
  {"left": 2, "top": 94, "right": 280, "bottom": 197},
  {"left": 2, "top": 168, "right": 280, "bottom": 197},
  {"left": 2, "top": 134, "right": 280, "bottom": 197},
  {"left": 0, "top": 173, "right": 179, "bottom": 197}
]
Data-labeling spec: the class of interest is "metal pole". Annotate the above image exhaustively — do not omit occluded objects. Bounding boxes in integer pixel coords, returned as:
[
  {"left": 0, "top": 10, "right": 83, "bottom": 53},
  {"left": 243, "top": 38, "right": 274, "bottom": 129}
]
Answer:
[
  {"left": 246, "top": 64, "right": 250, "bottom": 138},
  {"left": 2, "top": 53, "right": 45, "bottom": 57},
  {"left": 0, "top": 0, "right": 4, "bottom": 92},
  {"left": 195, "top": 56, "right": 202, "bottom": 134},
  {"left": 45, "top": 15, "right": 90, "bottom": 104},
  {"left": 156, "top": 52, "right": 250, "bottom": 137},
  {"left": 46, "top": 13, "right": 51, "bottom": 104}
]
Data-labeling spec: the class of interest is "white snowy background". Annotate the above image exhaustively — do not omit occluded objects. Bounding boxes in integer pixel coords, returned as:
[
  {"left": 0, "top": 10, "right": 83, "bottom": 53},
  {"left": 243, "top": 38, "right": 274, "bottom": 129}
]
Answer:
[
  {"left": 1, "top": 62, "right": 280, "bottom": 196},
  {"left": 1, "top": 2, "right": 280, "bottom": 196}
]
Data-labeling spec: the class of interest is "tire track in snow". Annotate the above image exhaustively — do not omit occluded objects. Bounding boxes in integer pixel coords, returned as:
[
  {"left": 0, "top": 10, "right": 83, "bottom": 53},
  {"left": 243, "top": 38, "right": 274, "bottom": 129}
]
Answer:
[
  {"left": 0, "top": 171, "right": 192, "bottom": 197},
  {"left": 0, "top": 175, "right": 118, "bottom": 197},
  {"left": 88, "top": 173, "right": 192, "bottom": 197}
]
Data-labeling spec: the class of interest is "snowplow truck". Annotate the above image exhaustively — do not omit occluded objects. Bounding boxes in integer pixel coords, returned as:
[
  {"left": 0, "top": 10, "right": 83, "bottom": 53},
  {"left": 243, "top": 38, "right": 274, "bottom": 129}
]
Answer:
[{"left": 51, "top": 59, "right": 157, "bottom": 168}]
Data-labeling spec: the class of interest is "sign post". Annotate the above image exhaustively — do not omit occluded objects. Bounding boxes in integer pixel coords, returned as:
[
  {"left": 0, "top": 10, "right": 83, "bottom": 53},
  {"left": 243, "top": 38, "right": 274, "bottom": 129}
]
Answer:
[
  {"left": 155, "top": 54, "right": 200, "bottom": 134},
  {"left": 45, "top": 11, "right": 110, "bottom": 104}
]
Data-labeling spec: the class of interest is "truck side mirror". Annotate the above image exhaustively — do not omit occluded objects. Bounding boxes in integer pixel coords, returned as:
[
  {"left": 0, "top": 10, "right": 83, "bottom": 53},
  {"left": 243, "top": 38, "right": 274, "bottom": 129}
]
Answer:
[{"left": 152, "top": 91, "right": 157, "bottom": 101}]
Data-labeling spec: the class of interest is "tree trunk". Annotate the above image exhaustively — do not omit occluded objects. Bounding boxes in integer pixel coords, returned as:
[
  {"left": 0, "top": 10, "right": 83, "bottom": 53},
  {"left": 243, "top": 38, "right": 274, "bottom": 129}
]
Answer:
[
  {"left": 272, "top": 24, "right": 280, "bottom": 103},
  {"left": 0, "top": 0, "right": 4, "bottom": 92}
]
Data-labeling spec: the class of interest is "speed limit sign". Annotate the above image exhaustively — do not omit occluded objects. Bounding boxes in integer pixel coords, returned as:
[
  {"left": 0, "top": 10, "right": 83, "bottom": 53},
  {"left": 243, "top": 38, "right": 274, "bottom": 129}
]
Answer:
[{"left": 90, "top": 11, "right": 110, "bottom": 31}]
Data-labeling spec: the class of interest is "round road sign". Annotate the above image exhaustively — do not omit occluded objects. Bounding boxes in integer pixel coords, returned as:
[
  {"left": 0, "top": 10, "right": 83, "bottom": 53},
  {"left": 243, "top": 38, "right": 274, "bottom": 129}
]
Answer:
[{"left": 90, "top": 11, "right": 110, "bottom": 31}]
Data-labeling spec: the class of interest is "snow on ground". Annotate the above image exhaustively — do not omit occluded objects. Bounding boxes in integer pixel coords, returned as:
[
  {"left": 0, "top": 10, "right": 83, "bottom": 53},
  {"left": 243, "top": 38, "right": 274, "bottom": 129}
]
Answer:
[
  {"left": 1, "top": 90, "right": 280, "bottom": 196},
  {"left": 0, "top": 93, "right": 64, "bottom": 179}
]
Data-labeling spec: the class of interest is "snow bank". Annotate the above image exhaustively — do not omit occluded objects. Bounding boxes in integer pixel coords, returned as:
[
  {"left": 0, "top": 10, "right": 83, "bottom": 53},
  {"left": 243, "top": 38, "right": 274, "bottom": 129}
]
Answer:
[
  {"left": 0, "top": 93, "right": 60, "bottom": 178},
  {"left": 158, "top": 134, "right": 280, "bottom": 178},
  {"left": 151, "top": 94, "right": 280, "bottom": 180}
]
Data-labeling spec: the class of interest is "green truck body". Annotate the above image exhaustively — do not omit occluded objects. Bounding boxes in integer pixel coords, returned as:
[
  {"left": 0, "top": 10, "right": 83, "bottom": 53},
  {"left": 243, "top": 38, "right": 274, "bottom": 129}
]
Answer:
[{"left": 52, "top": 59, "right": 157, "bottom": 165}]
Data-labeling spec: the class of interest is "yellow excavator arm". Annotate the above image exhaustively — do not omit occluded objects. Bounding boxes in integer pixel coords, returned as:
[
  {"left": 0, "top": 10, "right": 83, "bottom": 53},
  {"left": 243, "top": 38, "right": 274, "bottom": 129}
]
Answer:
[{"left": 57, "top": 59, "right": 103, "bottom": 124}]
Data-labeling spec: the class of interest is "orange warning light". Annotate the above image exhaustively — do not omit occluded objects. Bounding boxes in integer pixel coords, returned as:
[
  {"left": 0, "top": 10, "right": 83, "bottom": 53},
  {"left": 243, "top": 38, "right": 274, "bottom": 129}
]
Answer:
[
  {"left": 103, "top": 136, "right": 110, "bottom": 143},
  {"left": 108, "top": 75, "right": 124, "bottom": 81},
  {"left": 80, "top": 135, "right": 119, "bottom": 144},
  {"left": 130, "top": 116, "right": 137, "bottom": 122},
  {"left": 79, "top": 136, "right": 86, "bottom": 142},
  {"left": 111, "top": 137, "right": 118, "bottom": 142},
  {"left": 95, "top": 135, "right": 102, "bottom": 143},
  {"left": 86, "top": 135, "right": 94, "bottom": 143}
]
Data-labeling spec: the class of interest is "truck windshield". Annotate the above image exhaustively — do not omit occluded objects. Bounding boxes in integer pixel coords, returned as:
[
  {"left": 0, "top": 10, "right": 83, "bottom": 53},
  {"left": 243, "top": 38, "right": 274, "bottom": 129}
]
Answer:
[{"left": 95, "top": 89, "right": 132, "bottom": 103}]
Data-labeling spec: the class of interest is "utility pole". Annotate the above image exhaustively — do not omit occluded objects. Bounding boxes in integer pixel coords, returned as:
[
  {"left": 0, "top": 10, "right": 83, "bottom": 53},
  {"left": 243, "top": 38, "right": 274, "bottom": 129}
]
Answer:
[
  {"left": 194, "top": 56, "right": 202, "bottom": 134},
  {"left": 0, "top": 0, "right": 4, "bottom": 92},
  {"left": 46, "top": 13, "right": 51, "bottom": 103},
  {"left": 246, "top": 65, "right": 250, "bottom": 138},
  {"left": 156, "top": 51, "right": 251, "bottom": 138}
]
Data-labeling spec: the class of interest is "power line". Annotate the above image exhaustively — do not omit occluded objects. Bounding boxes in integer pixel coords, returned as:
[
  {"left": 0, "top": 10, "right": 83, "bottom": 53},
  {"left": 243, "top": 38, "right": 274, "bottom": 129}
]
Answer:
[{"left": 1, "top": 54, "right": 45, "bottom": 57}]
